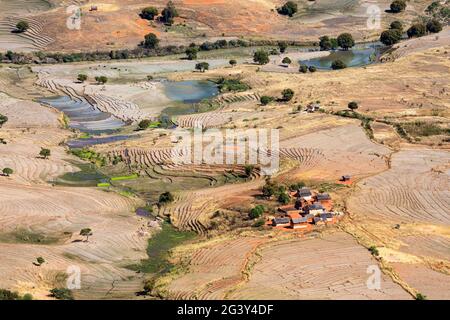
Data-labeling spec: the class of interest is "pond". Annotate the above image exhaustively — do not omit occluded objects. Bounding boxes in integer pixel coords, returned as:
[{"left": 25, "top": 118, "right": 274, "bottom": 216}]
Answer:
[
  {"left": 38, "top": 96, "right": 124, "bottom": 134},
  {"left": 163, "top": 80, "right": 219, "bottom": 104},
  {"left": 299, "top": 45, "right": 383, "bottom": 70}
]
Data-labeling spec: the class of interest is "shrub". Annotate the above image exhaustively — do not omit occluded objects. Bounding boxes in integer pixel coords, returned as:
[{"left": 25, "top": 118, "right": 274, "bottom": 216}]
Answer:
[
  {"left": 143, "top": 33, "right": 159, "bottom": 49},
  {"left": 348, "top": 101, "right": 359, "bottom": 111},
  {"left": 407, "top": 23, "right": 426, "bottom": 38},
  {"left": 308, "top": 66, "right": 317, "bottom": 72},
  {"left": 244, "top": 165, "right": 254, "bottom": 177},
  {"left": 262, "top": 181, "right": 276, "bottom": 198},
  {"left": 252, "top": 218, "right": 265, "bottom": 227},
  {"left": 140, "top": 7, "right": 158, "bottom": 20},
  {"left": 331, "top": 60, "right": 347, "bottom": 70},
  {"left": 249, "top": 205, "right": 265, "bottom": 219},
  {"left": 281, "top": 88, "right": 294, "bottom": 101},
  {"left": 2, "top": 168, "right": 13, "bottom": 176},
  {"left": 39, "top": 148, "right": 51, "bottom": 159},
  {"left": 185, "top": 47, "right": 198, "bottom": 60},
  {"left": 426, "top": 19, "right": 443, "bottom": 33},
  {"left": 299, "top": 64, "right": 308, "bottom": 73},
  {"left": 253, "top": 49, "right": 270, "bottom": 65},
  {"left": 368, "top": 246, "right": 379, "bottom": 256},
  {"left": 229, "top": 59, "right": 237, "bottom": 67},
  {"left": 260, "top": 96, "right": 274, "bottom": 106},
  {"left": 390, "top": 20, "right": 403, "bottom": 31},
  {"left": 278, "top": 192, "right": 290, "bottom": 204},
  {"left": 16, "top": 21, "right": 29, "bottom": 33},
  {"left": 50, "top": 288, "right": 74, "bottom": 300},
  {"left": 94, "top": 76, "right": 108, "bottom": 84},
  {"left": 36, "top": 257, "right": 45, "bottom": 265},
  {"left": 319, "top": 36, "right": 336, "bottom": 51},
  {"left": 77, "top": 74, "right": 88, "bottom": 82},
  {"left": 138, "top": 119, "right": 152, "bottom": 130},
  {"left": 415, "top": 293, "right": 427, "bottom": 300},
  {"left": 282, "top": 57, "right": 291, "bottom": 65},
  {"left": 337, "top": 33, "right": 355, "bottom": 50},
  {"left": 159, "top": 192, "right": 174, "bottom": 204},
  {"left": 277, "top": 1, "right": 298, "bottom": 17},
  {"left": 390, "top": 0, "right": 406, "bottom": 13},
  {"left": 0, "top": 289, "right": 21, "bottom": 300},
  {"left": 380, "top": 29, "right": 403, "bottom": 45}
]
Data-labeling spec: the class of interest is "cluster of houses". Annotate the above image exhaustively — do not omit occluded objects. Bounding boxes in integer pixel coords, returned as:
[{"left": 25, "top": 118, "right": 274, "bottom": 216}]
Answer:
[{"left": 271, "top": 187, "right": 342, "bottom": 231}]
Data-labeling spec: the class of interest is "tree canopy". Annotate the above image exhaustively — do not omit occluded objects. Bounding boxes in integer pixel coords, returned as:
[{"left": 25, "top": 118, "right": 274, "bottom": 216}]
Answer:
[
  {"left": 141, "top": 7, "right": 159, "bottom": 20},
  {"left": 144, "top": 33, "right": 159, "bottom": 49},
  {"left": 161, "top": 1, "right": 178, "bottom": 25},
  {"left": 337, "top": 33, "right": 355, "bottom": 50},
  {"left": 253, "top": 49, "right": 270, "bottom": 65},
  {"left": 277, "top": 1, "right": 298, "bottom": 17}
]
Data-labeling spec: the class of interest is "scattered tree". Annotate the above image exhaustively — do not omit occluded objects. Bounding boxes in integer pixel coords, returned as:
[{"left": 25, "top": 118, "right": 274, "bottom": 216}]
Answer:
[
  {"left": 185, "top": 47, "right": 198, "bottom": 60},
  {"left": 278, "top": 41, "right": 288, "bottom": 53},
  {"left": 140, "top": 7, "right": 158, "bottom": 20},
  {"left": 308, "top": 66, "right": 317, "bottom": 73},
  {"left": 39, "top": 148, "right": 51, "bottom": 159},
  {"left": 282, "top": 88, "right": 294, "bottom": 101},
  {"left": 262, "top": 180, "right": 276, "bottom": 199},
  {"left": 253, "top": 49, "right": 270, "bottom": 65},
  {"left": 49, "top": 288, "right": 73, "bottom": 300},
  {"left": 337, "top": 33, "right": 355, "bottom": 50},
  {"left": 380, "top": 29, "right": 402, "bottom": 45},
  {"left": 249, "top": 205, "right": 265, "bottom": 219},
  {"left": 94, "top": 76, "right": 108, "bottom": 84},
  {"left": 319, "top": 36, "right": 338, "bottom": 51},
  {"left": 161, "top": 1, "right": 178, "bottom": 26},
  {"left": 390, "top": 0, "right": 406, "bottom": 13},
  {"left": 407, "top": 23, "right": 426, "bottom": 38},
  {"left": 143, "top": 33, "right": 159, "bottom": 49},
  {"left": 278, "top": 192, "right": 290, "bottom": 204},
  {"left": 79, "top": 228, "right": 93, "bottom": 242},
  {"left": 36, "top": 257, "right": 45, "bottom": 266},
  {"left": 77, "top": 74, "right": 88, "bottom": 83},
  {"left": 138, "top": 119, "right": 151, "bottom": 130},
  {"left": 331, "top": 59, "right": 347, "bottom": 70},
  {"left": 282, "top": 57, "right": 291, "bottom": 66},
  {"left": 426, "top": 19, "right": 443, "bottom": 33},
  {"left": 159, "top": 191, "right": 174, "bottom": 204},
  {"left": 260, "top": 96, "right": 274, "bottom": 106},
  {"left": 277, "top": 1, "right": 298, "bottom": 17},
  {"left": 15, "top": 21, "right": 29, "bottom": 33},
  {"left": 348, "top": 101, "right": 359, "bottom": 111},
  {"left": 195, "top": 62, "right": 209, "bottom": 72},
  {"left": 229, "top": 59, "right": 237, "bottom": 67},
  {"left": 2, "top": 168, "right": 13, "bottom": 177}
]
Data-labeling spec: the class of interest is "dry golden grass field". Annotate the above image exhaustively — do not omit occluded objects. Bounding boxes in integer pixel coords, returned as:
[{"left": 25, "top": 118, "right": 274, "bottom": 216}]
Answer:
[{"left": 0, "top": 0, "right": 449, "bottom": 301}]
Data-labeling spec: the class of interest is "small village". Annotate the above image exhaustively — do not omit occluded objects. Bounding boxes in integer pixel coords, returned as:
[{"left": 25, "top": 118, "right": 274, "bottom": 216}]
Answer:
[{"left": 269, "top": 180, "right": 347, "bottom": 231}]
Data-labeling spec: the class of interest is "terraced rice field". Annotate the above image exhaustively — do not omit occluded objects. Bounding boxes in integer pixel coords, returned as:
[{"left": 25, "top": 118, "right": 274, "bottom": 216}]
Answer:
[
  {"left": 164, "top": 236, "right": 267, "bottom": 299},
  {"left": 280, "top": 124, "right": 390, "bottom": 180},
  {"left": 348, "top": 149, "right": 450, "bottom": 225},
  {"left": 228, "top": 232, "right": 410, "bottom": 300}
]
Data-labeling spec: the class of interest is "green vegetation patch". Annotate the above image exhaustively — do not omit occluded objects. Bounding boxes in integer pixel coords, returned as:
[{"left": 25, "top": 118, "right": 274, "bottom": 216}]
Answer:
[
  {"left": 217, "top": 78, "right": 250, "bottom": 93},
  {"left": 129, "top": 223, "right": 196, "bottom": 274},
  {"left": 403, "top": 121, "right": 449, "bottom": 137},
  {"left": 70, "top": 148, "right": 106, "bottom": 167},
  {"left": 111, "top": 174, "right": 139, "bottom": 181},
  {"left": 0, "top": 229, "right": 62, "bottom": 245},
  {"left": 97, "top": 182, "right": 111, "bottom": 188}
]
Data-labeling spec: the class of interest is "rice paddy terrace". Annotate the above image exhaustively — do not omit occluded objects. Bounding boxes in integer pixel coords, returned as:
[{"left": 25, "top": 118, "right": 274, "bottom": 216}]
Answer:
[{"left": 0, "top": 0, "right": 449, "bottom": 301}]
